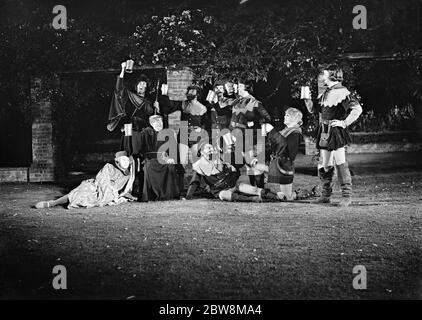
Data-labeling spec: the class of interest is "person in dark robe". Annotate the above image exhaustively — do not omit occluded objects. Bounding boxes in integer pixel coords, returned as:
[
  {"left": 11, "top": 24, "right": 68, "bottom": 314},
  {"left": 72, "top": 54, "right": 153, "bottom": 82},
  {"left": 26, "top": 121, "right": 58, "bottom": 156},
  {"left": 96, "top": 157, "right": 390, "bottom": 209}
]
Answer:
[
  {"left": 139, "top": 115, "right": 180, "bottom": 202},
  {"left": 107, "top": 60, "right": 159, "bottom": 199}
]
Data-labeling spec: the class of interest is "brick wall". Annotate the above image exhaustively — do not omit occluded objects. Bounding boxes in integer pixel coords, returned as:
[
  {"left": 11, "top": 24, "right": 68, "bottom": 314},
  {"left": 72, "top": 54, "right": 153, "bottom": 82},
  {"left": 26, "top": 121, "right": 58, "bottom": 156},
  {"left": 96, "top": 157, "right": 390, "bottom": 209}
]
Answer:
[{"left": 28, "top": 77, "right": 63, "bottom": 182}]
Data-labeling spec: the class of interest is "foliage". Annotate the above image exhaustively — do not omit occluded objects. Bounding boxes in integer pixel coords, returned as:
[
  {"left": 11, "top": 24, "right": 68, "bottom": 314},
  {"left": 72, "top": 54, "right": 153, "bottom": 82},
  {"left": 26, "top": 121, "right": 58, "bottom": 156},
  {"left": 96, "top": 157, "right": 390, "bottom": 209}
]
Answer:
[
  {"left": 131, "top": 10, "right": 216, "bottom": 67},
  {"left": 349, "top": 104, "right": 417, "bottom": 132}
]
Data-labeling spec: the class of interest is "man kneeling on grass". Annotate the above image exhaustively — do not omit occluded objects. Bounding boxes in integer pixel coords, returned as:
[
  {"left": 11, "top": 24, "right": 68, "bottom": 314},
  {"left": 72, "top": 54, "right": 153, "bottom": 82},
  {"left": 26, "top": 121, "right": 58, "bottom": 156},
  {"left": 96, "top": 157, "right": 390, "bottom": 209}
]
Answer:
[{"left": 34, "top": 151, "right": 136, "bottom": 209}]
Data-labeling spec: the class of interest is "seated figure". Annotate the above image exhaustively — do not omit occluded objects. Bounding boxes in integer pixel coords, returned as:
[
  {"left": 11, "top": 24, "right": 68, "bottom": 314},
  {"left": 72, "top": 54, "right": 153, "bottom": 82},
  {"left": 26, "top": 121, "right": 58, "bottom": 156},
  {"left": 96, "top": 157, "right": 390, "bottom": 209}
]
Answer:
[
  {"left": 140, "top": 115, "right": 181, "bottom": 201},
  {"left": 34, "top": 151, "right": 136, "bottom": 209},
  {"left": 185, "top": 142, "right": 243, "bottom": 200}
]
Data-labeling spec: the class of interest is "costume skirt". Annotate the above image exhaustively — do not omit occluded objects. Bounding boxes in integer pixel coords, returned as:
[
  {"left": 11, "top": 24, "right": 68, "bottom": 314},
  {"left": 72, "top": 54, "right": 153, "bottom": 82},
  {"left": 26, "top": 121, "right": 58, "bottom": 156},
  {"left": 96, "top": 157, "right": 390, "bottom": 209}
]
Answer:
[
  {"left": 316, "top": 124, "right": 352, "bottom": 151},
  {"left": 267, "top": 158, "right": 294, "bottom": 185}
]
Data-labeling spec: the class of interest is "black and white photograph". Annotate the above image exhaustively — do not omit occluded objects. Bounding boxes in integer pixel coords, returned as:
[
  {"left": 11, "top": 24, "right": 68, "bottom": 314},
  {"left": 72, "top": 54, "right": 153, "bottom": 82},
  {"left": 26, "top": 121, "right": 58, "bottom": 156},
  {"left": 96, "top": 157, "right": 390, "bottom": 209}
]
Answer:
[{"left": 0, "top": 0, "right": 421, "bottom": 308}]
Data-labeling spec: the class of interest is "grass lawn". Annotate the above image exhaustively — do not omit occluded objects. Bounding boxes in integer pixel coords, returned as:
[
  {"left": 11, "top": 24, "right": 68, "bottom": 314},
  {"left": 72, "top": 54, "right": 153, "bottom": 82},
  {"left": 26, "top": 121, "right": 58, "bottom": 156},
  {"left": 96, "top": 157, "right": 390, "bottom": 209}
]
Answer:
[{"left": 0, "top": 171, "right": 421, "bottom": 299}]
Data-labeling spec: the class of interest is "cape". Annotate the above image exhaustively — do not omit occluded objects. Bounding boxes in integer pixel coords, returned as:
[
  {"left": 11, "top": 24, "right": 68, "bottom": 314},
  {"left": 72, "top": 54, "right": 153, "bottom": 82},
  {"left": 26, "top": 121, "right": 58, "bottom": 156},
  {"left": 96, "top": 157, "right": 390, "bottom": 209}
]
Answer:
[{"left": 318, "top": 83, "right": 351, "bottom": 108}]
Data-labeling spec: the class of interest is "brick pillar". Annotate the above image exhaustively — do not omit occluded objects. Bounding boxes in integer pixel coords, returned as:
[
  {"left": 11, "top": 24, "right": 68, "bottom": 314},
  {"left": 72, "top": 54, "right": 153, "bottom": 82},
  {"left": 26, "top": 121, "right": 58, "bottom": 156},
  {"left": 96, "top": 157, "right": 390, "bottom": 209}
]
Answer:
[{"left": 29, "top": 77, "right": 63, "bottom": 182}]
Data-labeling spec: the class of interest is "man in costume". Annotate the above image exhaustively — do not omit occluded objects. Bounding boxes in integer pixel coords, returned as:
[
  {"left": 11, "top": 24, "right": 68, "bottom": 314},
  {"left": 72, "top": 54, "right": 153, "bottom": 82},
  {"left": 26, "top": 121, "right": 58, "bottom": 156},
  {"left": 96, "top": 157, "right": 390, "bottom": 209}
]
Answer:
[
  {"left": 158, "top": 84, "right": 208, "bottom": 166},
  {"left": 205, "top": 81, "right": 236, "bottom": 155},
  {"left": 34, "top": 151, "right": 136, "bottom": 209},
  {"left": 184, "top": 142, "right": 243, "bottom": 200},
  {"left": 217, "top": 80, "right": 272, "bottom": 132},
  {"left": 217, "top": 79, "right": 272, "bottom": 169},
  {"left": 138, "top": 115, "right": 181, "bottom": 202},
  {"left": 303, "top": 64, "right": 363, "bottom": 207},
  {"left": 208, "top": 81, "right": 235, "bottom": 132},
  {"left": 107, "top": 60, "right": 159, "bottom": 198}
]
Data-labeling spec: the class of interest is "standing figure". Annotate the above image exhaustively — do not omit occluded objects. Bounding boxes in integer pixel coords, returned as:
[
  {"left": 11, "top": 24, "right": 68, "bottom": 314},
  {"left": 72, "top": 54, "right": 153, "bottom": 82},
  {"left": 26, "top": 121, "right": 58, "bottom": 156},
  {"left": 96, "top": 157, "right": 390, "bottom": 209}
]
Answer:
[
  {"left": 34, "top": 151, "right": 136, "bottom": 209},
  {"left": 209, "top": 81, "right": 234, "bottom": 131},
  {"left": 219, "top": 79, "right": 272, "bottom": 137},
  {"left": 206, "top": 81, "right": 236, "bottom": 153},
  {"left": 303, "top": 64, "right": 363, "bottom": 207},
  {"left": 107, "top": 60, "right": 159, "bottom": 198},
  {"left": 217, "top": 79, "right": 272, "bottom": 172},
  {"left": 158, "top": 85, "right": 208, "bottom": 165}
]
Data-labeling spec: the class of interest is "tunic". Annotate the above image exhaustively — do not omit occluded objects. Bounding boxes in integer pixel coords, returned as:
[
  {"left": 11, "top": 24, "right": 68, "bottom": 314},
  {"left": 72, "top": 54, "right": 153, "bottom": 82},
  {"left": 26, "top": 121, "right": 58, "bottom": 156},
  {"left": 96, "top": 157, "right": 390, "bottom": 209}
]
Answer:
[
  {"left": 209, "top": 99, "right": 232, "bottom": 131},
  {"left": 219, "top": 94, "right": 272, "bottom": 129},
  {"left": 185, "top": 149, "right": 246, "bottom": 199},
  {"left": 315, "top": 83, "right": 360, "bottom": 151},
  {"left": 218, "top": 94, "right": 272, "bottom": 150},
  {"left": 68, "top": 163, "right": 134, "bottom": 209},
  {"left": 266, "top": 126, "right": 302, "bottom": 185}
]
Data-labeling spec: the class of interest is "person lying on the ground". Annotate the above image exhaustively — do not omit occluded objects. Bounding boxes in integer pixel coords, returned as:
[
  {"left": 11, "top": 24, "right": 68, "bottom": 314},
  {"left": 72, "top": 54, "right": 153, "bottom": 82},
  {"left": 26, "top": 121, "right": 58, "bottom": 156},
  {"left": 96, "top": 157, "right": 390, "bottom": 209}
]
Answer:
[
  {"left": 219, "top": 108, "right": 319, "bottom": 202},
  {"left": 34, "top": 151, "right": 136, "bottom": 209},
  {"left": 139, "top": 115, "right": 181, "bottom": 201}
]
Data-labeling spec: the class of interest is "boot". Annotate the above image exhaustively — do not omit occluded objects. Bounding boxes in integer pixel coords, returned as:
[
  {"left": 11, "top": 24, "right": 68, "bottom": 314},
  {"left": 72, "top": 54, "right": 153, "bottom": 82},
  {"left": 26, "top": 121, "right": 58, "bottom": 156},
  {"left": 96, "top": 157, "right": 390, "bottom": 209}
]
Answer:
[
  {"left": 336, "top": 162, "right": 352, "bottom": 207},
  {"left": 313, "top": 166, "right": 334, "bottom": 204}
]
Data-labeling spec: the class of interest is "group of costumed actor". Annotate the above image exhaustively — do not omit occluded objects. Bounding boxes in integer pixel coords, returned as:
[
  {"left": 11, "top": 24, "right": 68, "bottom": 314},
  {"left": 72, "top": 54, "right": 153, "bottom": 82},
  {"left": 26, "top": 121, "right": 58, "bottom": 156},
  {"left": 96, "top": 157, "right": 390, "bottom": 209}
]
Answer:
[{"left": 107, "top": 61, "right": 181, "bottom": 201}]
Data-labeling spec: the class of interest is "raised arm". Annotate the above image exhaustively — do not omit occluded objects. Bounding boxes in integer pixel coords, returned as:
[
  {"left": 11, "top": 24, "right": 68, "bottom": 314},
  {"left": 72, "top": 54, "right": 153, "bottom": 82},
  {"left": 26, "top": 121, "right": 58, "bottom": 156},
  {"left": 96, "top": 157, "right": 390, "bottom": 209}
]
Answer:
[{"left": 107, "top": 62, "right": 128, "bottom": 132}]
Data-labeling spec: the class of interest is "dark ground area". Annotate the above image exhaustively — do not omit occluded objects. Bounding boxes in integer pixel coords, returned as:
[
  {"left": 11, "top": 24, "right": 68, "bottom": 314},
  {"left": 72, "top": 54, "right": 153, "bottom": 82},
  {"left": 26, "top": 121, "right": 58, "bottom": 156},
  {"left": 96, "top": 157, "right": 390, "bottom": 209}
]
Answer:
[{"left": 0, "top": 152, "right": 421, "bottom": 299}]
